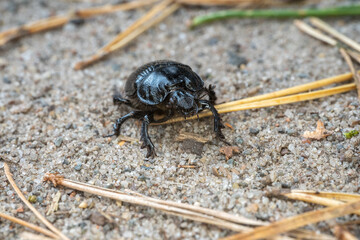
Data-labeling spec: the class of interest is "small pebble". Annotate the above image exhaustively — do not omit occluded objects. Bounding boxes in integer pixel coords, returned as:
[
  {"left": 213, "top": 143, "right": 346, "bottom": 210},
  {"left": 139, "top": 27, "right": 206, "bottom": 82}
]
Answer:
[
  {"left": 90, "top": 211, "right": 107, "bottom": 226},
  {"left": 78, "top": 222, "right": 87, "bottom": 229},
  {"left": 277, "top": 128, "right": 285, "bottom": 134},
  {"left": 336, "top": 144, "right": 344, "bottom": 150},
  {"left": 228, "top": 51, "right": 248, "bottom": 66},
  {"left": 79, "top": 201, "right": 88, "bottom": 209},
  {"left": 280, "top": 147, "right": 290, "bottom": 156},
  {"left": 350, "top": 101, "right": 359, "bottom": 107},
  {"left": 207, "top": 37, "right": 219, "bottom": 46},
  {"left": 286, "top": 129, "right": 297, "bottom": 136},
  {"left": 3, "top": 76, "right": 11, "bottom": 84},
  {"left": 74, "top": 163, "right": 82, "bottom": 171},
  {"left": 310, "top": 113, "right": 319, "bottom": 119},
  {"left": 111, "top": 63, "right": 121, "bottom": 71},
  {"left": 62, "top": 159, "right": 70, "bottom": 165},
  {"left": 181, "top": 139, "right": 204, "bottom": 155},
  {"left": 137, "top": 175, "right": 147, "bottom": 182},
  {"left": 242, "top": 149, "right": 251, "bottom": 155},
  {"left": 36, "top": 196, "right": 43, "bottom": 203},
  {"left": 297, "top": 73, "right": 309, "bottom": 78},
  {"left": 54, "top": 137, "right": 63, "bottom": 147},
  {"left": 69, "top": 18, "right": 85, "bottom": 25},
  {"left": 249, "top": 128, "right": 260, "bottom": 135},
  {"left": 104, "top": 183, "right": 114, "bottom": 189},
  {"left": 235, "top": 137, "right": 244, "bottom": 144},
  {"left": 140, "top": 165, "right": 153, "bottom": 170}
]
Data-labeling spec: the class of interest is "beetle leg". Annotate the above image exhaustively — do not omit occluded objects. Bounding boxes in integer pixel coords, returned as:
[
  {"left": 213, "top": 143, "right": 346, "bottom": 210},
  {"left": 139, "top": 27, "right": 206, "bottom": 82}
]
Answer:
[
  {"left": 140, "top": 115, "right": 156, "bottom": 158},
  {"left": 203, "top": 84, "right": 217, "bottom": 105},
  {"left": 104, "top": 111, "right": 144, "bottom": 137},
  {"left": 199, "top": 100, "right": 228, "bottom": 143},
  {"left": 113, "top": 94, "right": 131, "bottom": 106}
]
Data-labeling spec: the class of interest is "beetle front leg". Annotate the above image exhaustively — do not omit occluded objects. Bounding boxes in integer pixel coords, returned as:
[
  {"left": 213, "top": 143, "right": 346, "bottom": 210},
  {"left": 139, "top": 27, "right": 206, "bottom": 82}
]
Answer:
[
  {"left": 204, "top": 84, "right": 217, "bottom": 105},
  {"left": 105, "top": 111, "right": 144, "bottom": 137},
  {"left": 199, "top": 100, "right": 226, "bottom": 141},
  {"left": 140, "top": 115, "right": 156, "bottom": 158},
  {"left": 113, "top": 94, "right": 131, "bottom": 106}
]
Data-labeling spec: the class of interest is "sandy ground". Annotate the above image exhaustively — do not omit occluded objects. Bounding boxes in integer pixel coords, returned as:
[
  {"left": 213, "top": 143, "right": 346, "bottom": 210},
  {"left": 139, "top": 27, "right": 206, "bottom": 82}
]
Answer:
[{"left": 1, "top": 0, "right": 360, "bottom": 239}]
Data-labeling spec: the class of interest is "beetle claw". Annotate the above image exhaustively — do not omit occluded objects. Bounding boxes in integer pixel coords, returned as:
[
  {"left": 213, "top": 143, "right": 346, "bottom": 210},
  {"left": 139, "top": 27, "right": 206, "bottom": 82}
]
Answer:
[
  {"left": 216, "top": 131, "right": 226, "bottom": 140},
  {"left": 145, "top": 147, "right": 157, "bottom": 158},
  {"left": 142, "top": 140, "right": 156, "bottom": 158}
]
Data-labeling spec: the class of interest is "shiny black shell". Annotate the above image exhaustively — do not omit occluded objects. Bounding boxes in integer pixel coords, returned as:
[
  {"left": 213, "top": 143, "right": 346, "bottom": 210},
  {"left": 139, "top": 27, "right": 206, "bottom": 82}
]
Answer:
[{"left": 125, "top": 60, "right": 204, "bottom": 106}]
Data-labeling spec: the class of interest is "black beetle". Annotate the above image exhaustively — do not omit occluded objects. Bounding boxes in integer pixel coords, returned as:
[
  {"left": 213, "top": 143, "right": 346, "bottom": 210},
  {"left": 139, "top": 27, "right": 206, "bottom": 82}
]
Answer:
[{"left": 106, "top": 60, "right": 226, "bottom": 157}]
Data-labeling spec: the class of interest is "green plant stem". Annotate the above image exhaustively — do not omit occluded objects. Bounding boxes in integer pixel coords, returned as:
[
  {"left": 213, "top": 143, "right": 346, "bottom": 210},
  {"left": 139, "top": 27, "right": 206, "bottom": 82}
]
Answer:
[{"left": 191, "top": 5, "right": 360, "bottom": 28}]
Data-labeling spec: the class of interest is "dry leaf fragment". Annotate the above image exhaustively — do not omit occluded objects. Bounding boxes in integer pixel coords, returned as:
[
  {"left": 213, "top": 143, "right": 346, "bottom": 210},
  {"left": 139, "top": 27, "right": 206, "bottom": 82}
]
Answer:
[
  {"left": 303, "top": 120, "right": 332, "bottom": 140},
  {"left": 224, "top": 122, "right": 234, "bottom": 130},
  {"left": 46, "top": 191, "right": 61, "bottom": 215},
  {"left": 220, "top": 146, "right": 240, "bottom": 160},
  {"left": 16, "top": 206, "right": 24, "bottom": 213}
]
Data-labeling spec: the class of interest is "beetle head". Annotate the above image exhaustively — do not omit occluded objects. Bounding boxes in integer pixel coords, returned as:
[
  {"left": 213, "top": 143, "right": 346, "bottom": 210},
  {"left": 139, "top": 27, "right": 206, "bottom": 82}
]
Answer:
[{"left": 166, "top": 90, "right": 198, "bottom": 117}]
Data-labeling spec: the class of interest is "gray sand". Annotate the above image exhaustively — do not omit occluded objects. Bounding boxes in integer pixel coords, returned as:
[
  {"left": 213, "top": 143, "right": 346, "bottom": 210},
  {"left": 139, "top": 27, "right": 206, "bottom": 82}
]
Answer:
[{"left": 0, "top": 1, "right": 359, "bottom": 239}]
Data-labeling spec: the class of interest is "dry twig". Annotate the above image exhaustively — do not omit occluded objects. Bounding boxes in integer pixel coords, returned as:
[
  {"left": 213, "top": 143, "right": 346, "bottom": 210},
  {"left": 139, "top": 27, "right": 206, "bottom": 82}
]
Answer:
[
  {"left": 4, "top": 163, "right": 69, "bottom": 240},
  {"left": 155, "top": 82, "right": 356, "bottom": 125},
  {"left": 43, "top": 173, "right": 335, "bottom": 239},
  {"left": 347, "top": 50, "right": 360, "bottom": 65},
  {"left": 151, "top": 71, "right": 354, "bottom": 125},
  {"left": 333, "top": 226, "right": 358, "bottom": 240},
  {"left": 43, "top": 173, "right": 264, "bottom": 231},
  {"left": 221, "top": 198, "right": 360, "bottom": 240},
  {"left": 340, "top": 48, "right": 360, "bottom": 100},
  {"left": 294, "top": 19, "right": 360, "bottom": 100},
  {"left": 0, "top": 0, "right": 157, "bottom": 46},
  {"left": 74, "top": 0, "right": 158, "bottom": 18},
  {"left": 19, "top": 231, "right": 57, "bottom": 240},
  {"left": 294, "top": 20, "right": 337, "bottom": 46},
  {"left": 290, "top": 190, "right": 360, "bottom": 202},
  {"left": 74, "top": 0, "right": 180, "bottom": 69},
  {"left": 309, "top": 17, "right": 360, "bottom": 52},
  {"left": 282, "top": 192, "right": 360, "bottom": 216},
  {"left": 0, "top": 212, "right": 58, "bottom": 239}
]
